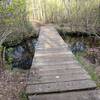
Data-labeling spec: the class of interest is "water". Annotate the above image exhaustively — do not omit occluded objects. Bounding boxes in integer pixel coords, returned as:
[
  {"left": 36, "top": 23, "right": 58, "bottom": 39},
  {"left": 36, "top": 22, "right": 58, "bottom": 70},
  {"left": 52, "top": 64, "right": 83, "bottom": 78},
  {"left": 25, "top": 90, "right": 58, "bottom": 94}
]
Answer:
[
  {"left": 5, "top": 38, "right": 37, "bottom": 70},
  {"left": 71, "top": 41, "right": 86, "bottom": 54}
]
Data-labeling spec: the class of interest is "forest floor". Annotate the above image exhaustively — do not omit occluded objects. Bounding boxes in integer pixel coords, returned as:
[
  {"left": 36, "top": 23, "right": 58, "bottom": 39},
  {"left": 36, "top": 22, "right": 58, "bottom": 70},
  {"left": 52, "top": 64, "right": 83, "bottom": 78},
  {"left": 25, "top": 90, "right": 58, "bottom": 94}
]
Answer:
[
  {"left": 75, "top": 53, "right": 100, "bottom": 88},
  {"left": 0, "top": 67, "right": 29, "bottom": 100}
]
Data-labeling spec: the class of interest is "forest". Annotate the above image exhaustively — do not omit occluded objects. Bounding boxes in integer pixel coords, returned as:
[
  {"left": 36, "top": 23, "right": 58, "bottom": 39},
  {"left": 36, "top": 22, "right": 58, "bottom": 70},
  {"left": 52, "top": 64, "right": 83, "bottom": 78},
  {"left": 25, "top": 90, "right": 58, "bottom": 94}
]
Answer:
[{"left": 0, "top": 0, "right": 100, "bottom": 100}]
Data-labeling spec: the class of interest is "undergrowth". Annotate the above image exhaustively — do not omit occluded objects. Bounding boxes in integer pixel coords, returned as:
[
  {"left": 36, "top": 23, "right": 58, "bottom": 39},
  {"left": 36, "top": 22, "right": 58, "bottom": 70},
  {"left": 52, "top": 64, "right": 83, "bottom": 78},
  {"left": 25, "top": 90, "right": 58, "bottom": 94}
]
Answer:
[{"left": 75, "top": 52, "right": 100, "bottom": 88}]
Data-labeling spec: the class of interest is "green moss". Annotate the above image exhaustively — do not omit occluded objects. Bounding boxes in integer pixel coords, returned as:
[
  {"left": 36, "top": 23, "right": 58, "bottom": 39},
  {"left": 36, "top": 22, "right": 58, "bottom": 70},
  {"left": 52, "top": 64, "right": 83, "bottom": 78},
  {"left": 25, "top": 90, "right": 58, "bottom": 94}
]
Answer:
[
  {"left": 19, "top": 91, "right": 28, "bottom": 100},
  {"left": 0, "top": 46, "right": 3, "bottom": 52}
]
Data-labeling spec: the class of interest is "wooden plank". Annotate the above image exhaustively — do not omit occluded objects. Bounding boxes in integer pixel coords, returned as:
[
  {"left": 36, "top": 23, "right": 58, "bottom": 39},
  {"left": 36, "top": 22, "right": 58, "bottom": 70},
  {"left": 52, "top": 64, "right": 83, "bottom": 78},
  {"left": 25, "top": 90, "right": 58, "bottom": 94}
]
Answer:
[
  {"left": 36, "top": 40, "right": 65, "bottom": 45},
  {"left": 35, "top": 48, "right": 69, "bottom": 54},
  {"left": 33, "top": 61, "right": 79, "bottom": 66},
  {"left": 33, "top": 53, "right": 75, "bottom": 60},
  {"left": 37, "top": 41, "right": 65, "bottom": 46},
  {"left": 36, "top": 47, "right": 69, "bottom": 51},
  {"left": 30, "top": 68, "right": 88, "bottom": 76},
  {"left": 37, "top": 35, "right": 67, "bottom": 40},
  {"left": 28, "top": 90, "right": 100, "bottom": 100},
  {"left": 34, "top": 56, "right": 75, "bottom": 62},
  {"left": 35, "top": 45, "right": 68, "bottom": 50},
  {"left": 26, "top": 80, "right": 96, "bottom": 94},
  {"left": 36, "top": 36, "right": 66, "bottom": 45},
  {"left": 35, "top": 51, "right": 73, "bottom": 57},
  {"left": 28, "top": 73, "right": 91, "bottom": 84},
  {"left": 31, "top": 64, "right": 82, "bottom": 70},
  {"left": 33, "top": 56, "right": 76, "bottom": 64},
  {"left": 36, "top": 46, "right": 68, "bottom": 51}
]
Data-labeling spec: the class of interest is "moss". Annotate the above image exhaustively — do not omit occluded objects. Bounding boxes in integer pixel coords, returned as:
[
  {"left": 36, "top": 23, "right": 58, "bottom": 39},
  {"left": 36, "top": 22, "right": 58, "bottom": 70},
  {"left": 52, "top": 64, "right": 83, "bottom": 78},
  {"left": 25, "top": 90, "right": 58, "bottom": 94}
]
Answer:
[
  {"left": 0, "top": 46, "right": 3, "bottom": 52},
  {"left": 19, "top": 91, "right": 28, "bottom": 100}
]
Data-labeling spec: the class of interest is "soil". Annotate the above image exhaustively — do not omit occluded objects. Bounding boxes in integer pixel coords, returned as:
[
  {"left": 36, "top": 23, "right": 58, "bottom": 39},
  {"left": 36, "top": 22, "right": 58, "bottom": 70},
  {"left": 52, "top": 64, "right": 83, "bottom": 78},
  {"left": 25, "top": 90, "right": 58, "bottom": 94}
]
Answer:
[{"left": 0, "top": 67, "right": 29, "bottom": 100}]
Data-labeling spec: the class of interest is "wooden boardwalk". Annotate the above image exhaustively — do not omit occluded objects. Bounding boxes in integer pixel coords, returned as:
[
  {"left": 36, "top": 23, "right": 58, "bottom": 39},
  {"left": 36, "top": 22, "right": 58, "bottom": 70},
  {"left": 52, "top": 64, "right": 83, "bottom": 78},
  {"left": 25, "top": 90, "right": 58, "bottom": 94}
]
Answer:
[
  {"left": 28, "top": 90, "right": 100, "bottom": 100},
  {"left": 26, "top": 26, "right": 97, "bottom": 99}
]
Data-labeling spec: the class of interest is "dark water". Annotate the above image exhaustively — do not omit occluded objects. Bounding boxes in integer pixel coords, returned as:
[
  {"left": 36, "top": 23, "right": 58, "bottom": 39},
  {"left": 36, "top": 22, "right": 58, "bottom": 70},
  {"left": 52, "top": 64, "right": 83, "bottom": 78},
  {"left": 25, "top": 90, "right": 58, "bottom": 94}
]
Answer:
[
  {"left": 71, "top": 41, "right": 86, "bottom": 54},
  {"left": 61, "top": 34, "right": 100, "bottom": 65},
  {"left": 5, "top": 38, "right": 37, "bottom": 70}
]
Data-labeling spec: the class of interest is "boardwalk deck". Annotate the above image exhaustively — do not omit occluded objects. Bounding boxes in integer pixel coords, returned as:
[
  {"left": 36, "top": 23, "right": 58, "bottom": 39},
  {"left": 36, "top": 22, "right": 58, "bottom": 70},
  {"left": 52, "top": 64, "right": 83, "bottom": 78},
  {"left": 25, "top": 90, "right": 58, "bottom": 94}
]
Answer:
[
  {"left": 26, "top": 26, "right": 96, "bottom": 99},
  {"left": 28, "top": 90, "right": 100, "bottom": 100}
]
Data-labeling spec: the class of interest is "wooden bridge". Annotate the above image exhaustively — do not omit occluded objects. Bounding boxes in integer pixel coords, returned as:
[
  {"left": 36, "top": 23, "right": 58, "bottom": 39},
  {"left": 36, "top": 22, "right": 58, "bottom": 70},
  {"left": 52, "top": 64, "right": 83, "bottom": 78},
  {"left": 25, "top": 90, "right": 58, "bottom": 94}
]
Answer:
[{"left": 26, "top": 25, "right": 99, "bottom": 100}]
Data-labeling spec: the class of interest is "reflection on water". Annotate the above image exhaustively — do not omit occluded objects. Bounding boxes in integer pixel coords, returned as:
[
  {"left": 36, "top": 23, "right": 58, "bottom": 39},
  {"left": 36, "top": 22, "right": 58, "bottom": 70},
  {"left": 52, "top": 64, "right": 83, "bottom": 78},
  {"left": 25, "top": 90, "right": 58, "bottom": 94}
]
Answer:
[{"left": 5, "top": 38, "right": 37, "bottom": 70}]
